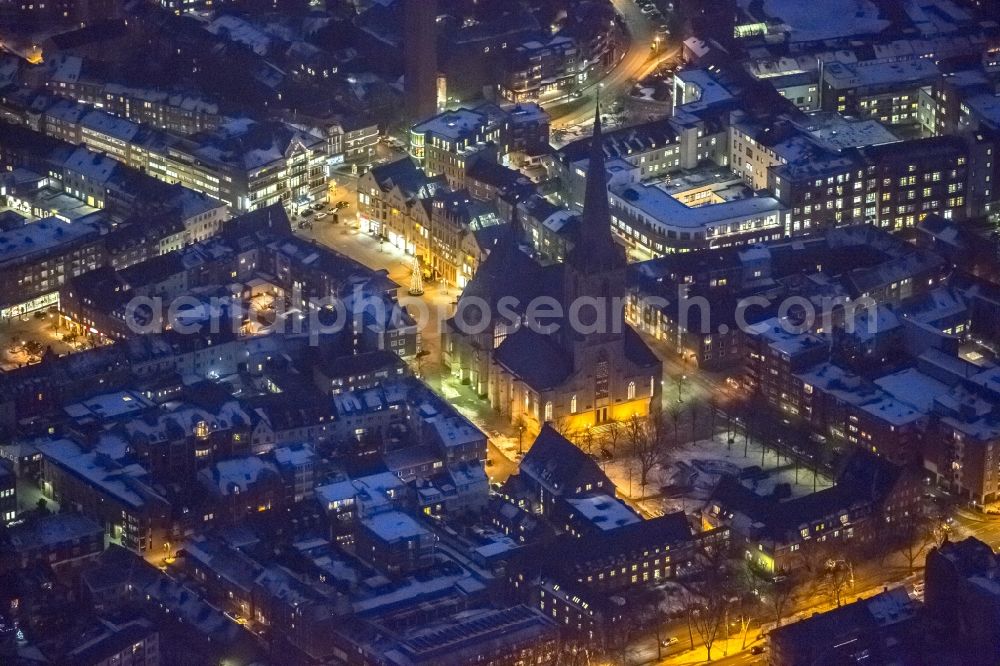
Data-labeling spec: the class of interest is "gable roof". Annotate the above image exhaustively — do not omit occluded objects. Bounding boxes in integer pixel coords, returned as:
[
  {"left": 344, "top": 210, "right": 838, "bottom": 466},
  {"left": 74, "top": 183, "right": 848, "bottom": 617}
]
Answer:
[
  {"left": 520, "top": 425, "right": 610, "bottom": 496},
  {"left": 709, "top": 449, "right": 908, "bottom": 541},
  {"left": 493, "top": 327, "right": 573, "bottom": 392},
  {"left": 454, "top": 213, "right": 558, "bottom": 324}
]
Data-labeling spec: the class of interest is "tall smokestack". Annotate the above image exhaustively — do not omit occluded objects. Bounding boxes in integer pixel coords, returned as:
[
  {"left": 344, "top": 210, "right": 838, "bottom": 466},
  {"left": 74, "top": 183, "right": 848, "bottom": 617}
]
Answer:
[{"left": 403, "top": 0, "right": 438, "bottom": 121}]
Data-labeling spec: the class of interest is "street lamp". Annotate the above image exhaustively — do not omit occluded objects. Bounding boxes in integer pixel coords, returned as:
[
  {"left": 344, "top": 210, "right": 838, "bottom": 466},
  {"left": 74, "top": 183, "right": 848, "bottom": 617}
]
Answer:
[{"left": 517, "top": 424, "right": 525, "bottom": 455}]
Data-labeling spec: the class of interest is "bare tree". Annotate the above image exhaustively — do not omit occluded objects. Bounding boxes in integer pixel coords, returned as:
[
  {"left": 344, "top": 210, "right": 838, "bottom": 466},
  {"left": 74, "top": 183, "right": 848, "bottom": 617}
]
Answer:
[
  {"left": 760, "top": 575, "right": 795, "bottom": 630},
  {"left": 413, "top": 349, "right": 431, "bottom": 379},
  {"left": 815, "top": 558, "right": 854, "bottom": 608},
  {"left": 897, "top": 513, "right": 947, "bottom": 572},
  {"left": 688, "top": 401, "right": 702, "bottom": 442},
  {"left": 724, "top": 410, "right": 735, "bottom": 448},
  {"left": 23, "top": 339, "right": 43, "bottom": 360},
  {"left": 708, "top": 395, "right": 719, "bottom": 438},
  {"left": 689, "top": 596, "right": 728, "bottom": 662},
  {"left": 553, "top": 636, "right": 591, "bottom": 666},
  {"left": 667, "top": 404, "right": 684, "bottom": 444},
  {"left": 629, "top": 586, "right": 672, "bottom": 660},
  {"left": 577, "top": 426, "right": 597, "bottom": 455},
  {"left": 601, "top": 420, "right": 622, "bottom": 457},
  {"left": 548, "top": 416, "right": 578, "bottom": 441},
  {"left": 830, "top": 560, "right": 854, "bottom": 608},
  {"left": 730, "top": 564, "right": 764, "bottom": 649},
  {"left": 623, "top": 414, "right": 661, "bottom": 491},
  {"left": 683, "top": 542, "right": 747, "bottom": 661},
  {"left": 795, "top": 540, "right": 835, "bottom": 579},
  {"left": 795, "top": 542, "right": 855, "bottom": 608},
  {"left": 601, "top": 606, "right": 635, "bottom": 666}
]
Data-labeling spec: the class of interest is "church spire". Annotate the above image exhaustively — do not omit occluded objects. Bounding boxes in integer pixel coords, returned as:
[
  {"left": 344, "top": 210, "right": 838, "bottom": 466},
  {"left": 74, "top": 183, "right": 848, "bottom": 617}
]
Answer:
[
  {"left": 568, "top": 102, "right": 624, "bottom": 272},
  {"left": 508, "top": 201, "right": 524, "bottom": 244}
]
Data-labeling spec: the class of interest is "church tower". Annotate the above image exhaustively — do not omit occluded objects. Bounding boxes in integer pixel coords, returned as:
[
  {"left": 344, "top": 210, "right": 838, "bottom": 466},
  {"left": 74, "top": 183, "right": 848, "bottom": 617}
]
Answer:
[
  {"left": 567, "top": 104, "right": 627, "bottom": 276},
  {"left": 561, "top": 105, "right": 628, "bottom": 355}
]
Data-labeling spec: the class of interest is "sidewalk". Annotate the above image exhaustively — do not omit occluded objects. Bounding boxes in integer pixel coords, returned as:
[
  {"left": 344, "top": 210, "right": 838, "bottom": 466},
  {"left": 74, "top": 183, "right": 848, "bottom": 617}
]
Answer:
[{"left": 657, "top": 634, "right": 765, "bottom": 665}]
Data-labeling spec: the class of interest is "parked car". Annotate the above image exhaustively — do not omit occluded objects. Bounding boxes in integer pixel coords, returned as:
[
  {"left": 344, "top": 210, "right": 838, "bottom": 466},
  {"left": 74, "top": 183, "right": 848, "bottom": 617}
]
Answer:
[
  {"left": 660, "top": 637, "right": 679, "bottom": 647},
  {"left": 750, "top": 645, "right": 766, "bottom": 655}
]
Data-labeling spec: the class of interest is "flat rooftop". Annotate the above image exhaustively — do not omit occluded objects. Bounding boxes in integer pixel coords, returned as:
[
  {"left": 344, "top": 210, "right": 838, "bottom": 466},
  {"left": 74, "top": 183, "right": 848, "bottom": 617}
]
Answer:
[
  {"left": 6, "top": 513, "right": 102, "bottom": 551},
  {"left": 363, "top": 510, "right": 430, "bottom": 542},
  {"left": 804, "top": 115, "right": 899, "bottom": 151},
  {"left": 566, "top": 494, "right": 641, "bottom": 531},
  {"left": 823, "top": 59, "right": 939, "bottom": 90},
  {"left": 875, "top": 368, "right": 949, "bottom": 413},
  {"left": 612, "top": 181, "right": 785, "bottom": 232},
  {"left": 965, "top": 94, "right": 1000, "bottom": 130},
  {"left": 412, "top": 108, "right": 488, "bottom": 141}
]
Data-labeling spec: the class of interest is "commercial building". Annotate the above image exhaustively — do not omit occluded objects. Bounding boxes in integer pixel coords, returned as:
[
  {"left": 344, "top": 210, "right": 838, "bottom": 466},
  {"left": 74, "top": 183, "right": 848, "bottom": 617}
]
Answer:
[
  {"left": 770, "top": 134, "right": 974, "bottom": 231},
  {"left": 19, "top": 95, "right": 329, "bottom": 212},
  {"left": 609, "top": 178, "right": 788, "bottom": 255},
  {"left": 821, "top": 59, "right": 939, "bottom": 127},
  {"left": 0, "top": 216, "right": 107, "bottom": 318},
  {"left": 409, "top": 105, "right": 508, "bottom": 189},
  {"left": 43, "top": 54, "right": 221, "bottom": 135},
  {"left": 357, "top": 159, "right": 506, "bottom": 289},
  {"left": 501, "top": 36, "right": 583, "bottom": 103}
]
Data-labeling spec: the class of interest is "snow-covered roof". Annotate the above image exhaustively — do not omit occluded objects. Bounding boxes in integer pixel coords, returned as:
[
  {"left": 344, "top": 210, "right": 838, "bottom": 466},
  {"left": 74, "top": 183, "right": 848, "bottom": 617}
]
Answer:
[
  {"left": 875, "top": 368, "right": 949, "bottom": 413},
  {"left": 64, "top": 390, "right": 152, "bottom": 423},
  {"left": 36, "top": 438, "right": 159, "bottom": 509},
  {"left": 0, "top": 217, "right": 102, "bottom": 267},
  {"left": 203, "top": 455, "right": 278, "bottom": 495},
  {"left": 611, "top": 182, "right": 785, "bottom": 233},
  {"left": 566, "top": 494, "right": 641, "bottom": 531},
  {"left": 362, "top": 510, "right": 429, "bottom": 542}
]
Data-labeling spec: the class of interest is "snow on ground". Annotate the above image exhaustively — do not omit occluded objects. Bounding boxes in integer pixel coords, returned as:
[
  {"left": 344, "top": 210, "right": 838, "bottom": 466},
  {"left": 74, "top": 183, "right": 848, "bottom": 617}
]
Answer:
[
  {"left": 653, "top": 581, "right": 690, "bottom": 618},
  {"left": 606, "top": 431, "right": 834, "bottom": 517},
  {"left": 739, "top": 0, "right": 889, "bottom": 42}
]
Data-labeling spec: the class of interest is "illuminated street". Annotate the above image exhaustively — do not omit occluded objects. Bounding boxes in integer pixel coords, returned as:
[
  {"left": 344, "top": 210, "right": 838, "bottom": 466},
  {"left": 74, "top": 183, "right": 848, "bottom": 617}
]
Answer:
[
  {"left": 0, "top": 0, "right": 998, "bottom": 664},
  {"left": 549, "top": 0, "right": 680, "bottom": 130}
]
